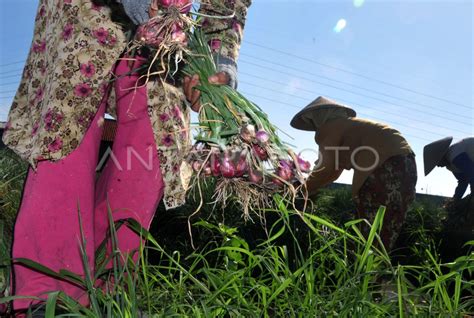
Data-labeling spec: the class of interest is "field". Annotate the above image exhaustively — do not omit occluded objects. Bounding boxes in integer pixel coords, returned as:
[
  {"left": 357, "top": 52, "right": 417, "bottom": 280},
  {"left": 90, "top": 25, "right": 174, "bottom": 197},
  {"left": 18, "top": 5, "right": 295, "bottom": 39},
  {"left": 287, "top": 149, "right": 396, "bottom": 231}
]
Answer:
[{"left": 0, "top": 148, "right": 473, "bottom": 317}]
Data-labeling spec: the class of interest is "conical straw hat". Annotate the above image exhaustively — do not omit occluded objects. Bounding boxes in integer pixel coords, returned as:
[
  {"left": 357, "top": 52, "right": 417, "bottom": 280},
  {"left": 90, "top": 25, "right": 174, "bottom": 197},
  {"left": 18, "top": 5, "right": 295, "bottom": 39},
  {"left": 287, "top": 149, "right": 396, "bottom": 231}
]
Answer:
[
  {"left": 423, "top": 137, "right": 453, "bottom": 176},
  {"left": 290, "top": 96, "right": 356, "bottom": 131}
]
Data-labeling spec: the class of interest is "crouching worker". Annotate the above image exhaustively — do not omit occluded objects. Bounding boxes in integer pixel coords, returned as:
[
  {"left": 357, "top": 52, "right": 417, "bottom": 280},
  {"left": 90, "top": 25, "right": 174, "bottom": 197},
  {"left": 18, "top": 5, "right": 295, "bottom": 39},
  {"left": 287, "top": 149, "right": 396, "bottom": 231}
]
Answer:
[
  {"left": 424, "top": 137, "right": 474, "bottom": 200},
  {"left": 291, "top": 96, "right": 417, "bottom": 250}
]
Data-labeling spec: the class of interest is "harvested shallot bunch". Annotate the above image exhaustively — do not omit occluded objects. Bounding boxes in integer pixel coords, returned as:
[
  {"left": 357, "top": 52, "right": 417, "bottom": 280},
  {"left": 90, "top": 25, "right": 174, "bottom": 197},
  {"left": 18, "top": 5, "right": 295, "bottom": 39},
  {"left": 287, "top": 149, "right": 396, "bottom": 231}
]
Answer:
[
  {"left": 185, "top": 31, "right": 310, "bottom": 219},
  {"left": 128, "top": 0, "right": 195, "bottom": 81}
]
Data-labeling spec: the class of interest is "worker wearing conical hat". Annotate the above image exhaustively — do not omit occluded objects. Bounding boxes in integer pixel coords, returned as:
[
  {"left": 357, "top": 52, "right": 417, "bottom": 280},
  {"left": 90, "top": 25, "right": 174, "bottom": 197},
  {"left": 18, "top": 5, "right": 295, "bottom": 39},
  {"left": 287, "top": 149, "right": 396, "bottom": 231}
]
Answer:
[
  {"left": 424, "top": 137, "right": 474, "bottom": 199},
  {"left": 291, "top": 96, "right": 417, "bottom": 250}
]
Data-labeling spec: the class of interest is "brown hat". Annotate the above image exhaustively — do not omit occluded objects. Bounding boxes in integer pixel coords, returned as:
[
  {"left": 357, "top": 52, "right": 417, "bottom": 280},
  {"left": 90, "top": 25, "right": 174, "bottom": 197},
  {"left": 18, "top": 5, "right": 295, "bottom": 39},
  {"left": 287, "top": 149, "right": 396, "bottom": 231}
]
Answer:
[
  {"left": 423, "top": 137, "right": 453, "bottom": 176},
  {"left": 290, "top": 96, "right": 356, "bottom": 131}
]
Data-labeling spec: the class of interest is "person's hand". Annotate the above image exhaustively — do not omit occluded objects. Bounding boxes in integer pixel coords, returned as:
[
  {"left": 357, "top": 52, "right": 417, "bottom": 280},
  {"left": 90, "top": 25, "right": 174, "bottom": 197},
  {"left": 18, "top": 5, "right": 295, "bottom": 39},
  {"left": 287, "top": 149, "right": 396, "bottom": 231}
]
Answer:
[{"left": 183, "top": 72, "right": 230, "bottom": 112}]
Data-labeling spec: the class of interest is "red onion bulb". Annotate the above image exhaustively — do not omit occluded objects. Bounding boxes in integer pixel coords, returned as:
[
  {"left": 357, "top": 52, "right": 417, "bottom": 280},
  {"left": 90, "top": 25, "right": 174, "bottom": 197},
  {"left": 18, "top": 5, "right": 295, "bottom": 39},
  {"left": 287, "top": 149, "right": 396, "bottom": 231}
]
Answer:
[
  {"left": 252, "top": 144, "right": 268, "bottom": 161},
  {"left": 192, "top": 161, "right": 202, "bottom": 172},
  {"left": 296, "top": 156, "right": 311, "bottom": 173},
  {"left": 203, "top": 166, "right": 212, "bottom": 176},
  {"left": 211, "top": 154, "right": 221, "bottom": 176},
  {"left": 220, "top": 154, "right": 235, "bottom": 178},
  {"left": 249, "top": 169, "right": 263, "bottom": 184},
  {"left": 255, "top": 130, "right": 270, "bottom": 144},
  {"left": 159, "top": 0, "right": 192, "bottom": 13},
  {"left": 235, "top": 157, "right": 248, "bottom": 177},
  {"left": 277, "top": 160, "right": 294, "bottom": 181},
  {"left": 136, "top": 20, "right": 166, "bottom": 48}
]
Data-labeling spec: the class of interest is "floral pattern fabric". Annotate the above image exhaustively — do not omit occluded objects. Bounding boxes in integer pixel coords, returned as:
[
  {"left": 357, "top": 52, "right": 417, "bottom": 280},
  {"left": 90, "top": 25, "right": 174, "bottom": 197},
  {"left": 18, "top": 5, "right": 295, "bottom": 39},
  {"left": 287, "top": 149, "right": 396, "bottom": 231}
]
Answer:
[
  {"left": 200, "top": 0, "right": 252, "bottom": 62},
  {"left": 3, "top": 1, "right": 126, "bottom": 164},
  {"left": 146, "top": 81, "right": 192, "bottom": 209},
  {"left": 2, "top": 0, "right": 251, "bottom": 209}
]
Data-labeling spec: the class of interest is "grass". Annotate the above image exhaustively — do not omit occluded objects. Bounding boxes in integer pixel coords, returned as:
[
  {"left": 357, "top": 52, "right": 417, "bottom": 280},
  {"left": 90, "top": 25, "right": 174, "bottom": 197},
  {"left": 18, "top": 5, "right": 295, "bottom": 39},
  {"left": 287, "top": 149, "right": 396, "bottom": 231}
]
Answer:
[
  {"left": 0, "top": 149, "right": 27, "bottom": 301},
  {"left": 0, "top": 149, "right": 27, "bottom": 239},
  {"left": 0, "top": 149, "right": 473, "bottom": 317}
]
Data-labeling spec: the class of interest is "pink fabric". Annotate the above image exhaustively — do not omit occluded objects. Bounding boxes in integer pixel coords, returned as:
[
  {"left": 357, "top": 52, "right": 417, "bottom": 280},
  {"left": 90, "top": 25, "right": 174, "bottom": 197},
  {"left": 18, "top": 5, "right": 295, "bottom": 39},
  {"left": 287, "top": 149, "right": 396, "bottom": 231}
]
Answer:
[{"left": 11, "top": 58, "right": 164, "bottom": 312}]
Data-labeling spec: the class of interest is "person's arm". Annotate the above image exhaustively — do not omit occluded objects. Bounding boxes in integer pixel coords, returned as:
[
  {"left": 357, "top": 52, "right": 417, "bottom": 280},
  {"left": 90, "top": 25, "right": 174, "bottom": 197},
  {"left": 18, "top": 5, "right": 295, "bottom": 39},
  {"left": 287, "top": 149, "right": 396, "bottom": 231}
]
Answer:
[
  {"left": 198, "top": 0, "right": 252, "bottom": 89},
  {"left": 451, "top": 152, "right": 474, "bottom": 199},
  {"left": 116, "top": 0, "right": 152, "bottom": 25},
  {"left": 184, "top": 0, "right": 252, "bottom": 110},
  {"left": 453, "top": 173, "right": 468, "bottom": 199},
  {"left": 306, "top": 145, "right": 344, "bottom": 197}
]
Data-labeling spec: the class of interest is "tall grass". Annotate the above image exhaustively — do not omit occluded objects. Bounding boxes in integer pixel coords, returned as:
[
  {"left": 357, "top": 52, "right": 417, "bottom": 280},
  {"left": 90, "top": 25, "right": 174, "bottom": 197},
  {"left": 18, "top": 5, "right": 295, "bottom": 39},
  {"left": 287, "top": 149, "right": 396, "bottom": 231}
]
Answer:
[
  {"left": 0, "top": 149, "right": 27, "bottom": 236},
  {"left": 0, "top": 149, "right": 28, "bottom": 302},
  {"left": 1, "top": 196, "right": 472, "bottom": 317},
  {"left": 0, "top": 150, "right": 472, "bottom": 317}
]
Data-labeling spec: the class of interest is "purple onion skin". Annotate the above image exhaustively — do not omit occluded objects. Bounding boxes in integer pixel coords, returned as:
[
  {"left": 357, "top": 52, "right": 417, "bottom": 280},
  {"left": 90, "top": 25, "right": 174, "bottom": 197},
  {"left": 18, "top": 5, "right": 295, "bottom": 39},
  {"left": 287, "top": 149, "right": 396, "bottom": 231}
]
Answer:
[
  {"left": 159, "top": 0, "right": 192, "bottom": 13},
  {"left": 136, "top": 12, "right": 189, "bottom": 48},
  {"left": 273, "top": 159, "right": 295, "bottom": 184},
  {"left": 220, "top": 156, "right": 236, "bottom": 178},
  {"left": 296, "top": 156, "right": 311, "bottom": 173},
  {"left": 278, "top": 166, "right": 294, "bottom": 181},
  {"left": 203, "top": 166, "right": 212, "bottom": 176},
  {"left": 211, "top": 155, "right": 221, "bottom": 177},
  {"left": 171, "top": 29, "right": 187, "bottom": 44},
  {"left": 249, "top": 169, "right": 263, "bottom": 184},
  {"left": 252, "top": 144, "right": 268, "bottom": 161},
  {"left": 256, "top": 130, "right": 270, "bottom": 144},
  {"left": 192, "top": 161, "right": 202, "bottom": 172},
  {"left": 136, "top": 25, "right": 164, "bottom": 47},
  {"left": 235, "top": 158, "right": 248, "bottom": 177},
  {"left": 279, "top": 160, "right": 294, "bottom": 169}
]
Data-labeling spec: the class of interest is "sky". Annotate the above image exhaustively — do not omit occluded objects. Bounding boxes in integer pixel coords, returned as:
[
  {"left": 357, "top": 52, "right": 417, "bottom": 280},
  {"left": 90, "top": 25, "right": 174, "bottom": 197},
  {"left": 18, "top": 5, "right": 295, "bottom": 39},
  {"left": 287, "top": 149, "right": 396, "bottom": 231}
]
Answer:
[{"left": 0, "top": 0, "right": 473, "bottom": 197}]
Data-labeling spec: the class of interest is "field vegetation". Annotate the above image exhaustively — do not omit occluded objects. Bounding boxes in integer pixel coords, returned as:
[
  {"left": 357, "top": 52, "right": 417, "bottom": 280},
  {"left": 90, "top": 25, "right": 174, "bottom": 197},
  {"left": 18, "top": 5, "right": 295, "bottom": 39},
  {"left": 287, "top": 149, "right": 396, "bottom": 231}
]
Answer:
[{"left": 0, "top": 149, "right": 472, "bottom": 317}]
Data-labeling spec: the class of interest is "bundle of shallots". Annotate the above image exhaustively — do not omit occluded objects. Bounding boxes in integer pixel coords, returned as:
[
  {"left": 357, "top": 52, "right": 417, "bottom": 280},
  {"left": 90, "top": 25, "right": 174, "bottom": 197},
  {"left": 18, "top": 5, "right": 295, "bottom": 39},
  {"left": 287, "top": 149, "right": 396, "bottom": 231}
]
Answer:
[
  {"left": 128, "top": 0, "right": 195, "bottom": 80},
  {"left": 186, "top": 31, "right": 310, "bottom": 219}
]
